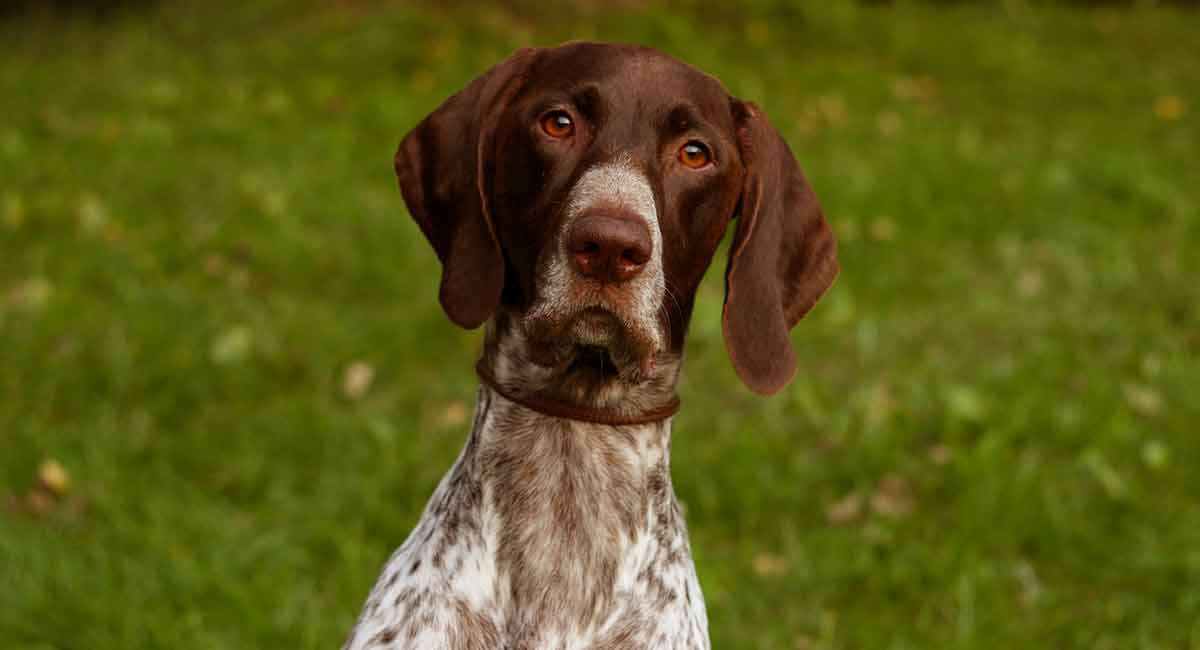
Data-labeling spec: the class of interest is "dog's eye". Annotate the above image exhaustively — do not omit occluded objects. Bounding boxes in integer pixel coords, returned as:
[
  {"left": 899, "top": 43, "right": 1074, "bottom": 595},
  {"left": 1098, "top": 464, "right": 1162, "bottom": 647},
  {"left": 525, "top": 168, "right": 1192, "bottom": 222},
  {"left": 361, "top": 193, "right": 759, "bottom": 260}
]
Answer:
[
  {"left": 678, "top": 141, "right": 711, "bottom": 169},
  {"left": 540, "top": 111, "right": 575, "bottom": 139}
]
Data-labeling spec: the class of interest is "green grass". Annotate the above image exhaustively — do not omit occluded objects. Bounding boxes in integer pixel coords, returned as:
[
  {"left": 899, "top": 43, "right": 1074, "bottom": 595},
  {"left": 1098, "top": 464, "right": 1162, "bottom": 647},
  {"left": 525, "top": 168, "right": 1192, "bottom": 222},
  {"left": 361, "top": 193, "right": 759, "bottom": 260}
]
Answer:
[{"left": 2, "top": 1, "right": 1198, "bottom": 648}]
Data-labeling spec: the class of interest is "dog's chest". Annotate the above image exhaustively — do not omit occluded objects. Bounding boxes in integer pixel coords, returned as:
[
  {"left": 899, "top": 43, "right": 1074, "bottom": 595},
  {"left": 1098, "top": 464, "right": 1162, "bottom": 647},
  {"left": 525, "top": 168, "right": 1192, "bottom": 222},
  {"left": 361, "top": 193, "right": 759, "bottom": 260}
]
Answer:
[{"left": 343, "top": 391, "right": 710, "bottom": 650}]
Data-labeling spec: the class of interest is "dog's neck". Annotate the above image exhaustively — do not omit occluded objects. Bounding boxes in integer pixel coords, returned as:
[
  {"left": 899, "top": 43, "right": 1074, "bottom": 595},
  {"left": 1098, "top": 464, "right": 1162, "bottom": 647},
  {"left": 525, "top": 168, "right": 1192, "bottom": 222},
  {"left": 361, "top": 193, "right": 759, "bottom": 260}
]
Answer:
[
  {"left": 419, "top": 320, "right": 696, "bottom": 641},
  {"left": 446, "top": 384, "right": 689, "bottom": 641}
]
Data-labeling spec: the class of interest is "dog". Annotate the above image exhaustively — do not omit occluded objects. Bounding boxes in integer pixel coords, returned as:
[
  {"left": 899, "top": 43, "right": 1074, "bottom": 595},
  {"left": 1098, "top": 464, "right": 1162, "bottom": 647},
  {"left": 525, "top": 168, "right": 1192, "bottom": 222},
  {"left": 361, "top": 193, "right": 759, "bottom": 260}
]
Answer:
[{"left": 343, "top": 41, "right": 838, "bottom": 649}]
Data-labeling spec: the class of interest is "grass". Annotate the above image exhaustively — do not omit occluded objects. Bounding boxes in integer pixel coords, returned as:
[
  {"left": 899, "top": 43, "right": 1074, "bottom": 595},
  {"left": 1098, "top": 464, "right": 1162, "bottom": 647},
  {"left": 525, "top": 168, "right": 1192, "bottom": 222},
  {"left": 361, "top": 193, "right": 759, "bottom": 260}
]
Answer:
[{"left": 1, "top": 1, "right": 1198, "bottom": 648}]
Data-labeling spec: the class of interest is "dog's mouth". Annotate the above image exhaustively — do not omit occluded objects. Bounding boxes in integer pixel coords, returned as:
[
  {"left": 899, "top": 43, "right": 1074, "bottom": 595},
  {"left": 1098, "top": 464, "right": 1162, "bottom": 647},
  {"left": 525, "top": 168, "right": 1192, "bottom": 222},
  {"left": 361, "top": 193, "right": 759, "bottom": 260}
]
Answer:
[
  {"left": 562, "top": 308, "right": 631, "bottom": 380},
  {"left": 565, "top": 344, "right": 620, "bottom": 379},
  {"left": 527, "top": 306, "right": 658, "bottom": 384}
]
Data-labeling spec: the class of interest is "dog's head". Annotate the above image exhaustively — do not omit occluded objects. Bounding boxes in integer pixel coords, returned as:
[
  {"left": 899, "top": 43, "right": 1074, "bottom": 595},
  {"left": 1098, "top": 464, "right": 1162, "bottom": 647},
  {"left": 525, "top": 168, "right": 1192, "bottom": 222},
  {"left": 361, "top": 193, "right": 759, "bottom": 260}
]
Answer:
[{"left": 397, "top": 42, "right": 837, "bottom": 401}]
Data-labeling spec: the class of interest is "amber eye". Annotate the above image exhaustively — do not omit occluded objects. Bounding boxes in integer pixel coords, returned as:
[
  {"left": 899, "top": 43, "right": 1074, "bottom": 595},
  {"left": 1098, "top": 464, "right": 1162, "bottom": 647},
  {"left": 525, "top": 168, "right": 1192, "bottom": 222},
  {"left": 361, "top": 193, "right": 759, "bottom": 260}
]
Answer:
[
  {"left": 678, "top": 141, "right": 711, "bottom": 168},
  {"left": 540, "top": 111, "right": 574, "bottom": 139}
]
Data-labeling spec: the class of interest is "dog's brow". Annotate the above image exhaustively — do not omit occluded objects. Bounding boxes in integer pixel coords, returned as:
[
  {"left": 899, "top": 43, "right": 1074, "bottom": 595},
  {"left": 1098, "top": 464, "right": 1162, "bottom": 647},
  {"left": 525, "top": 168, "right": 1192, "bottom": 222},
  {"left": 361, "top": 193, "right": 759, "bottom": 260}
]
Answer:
[
  {"left": 665, "top": 104, "right": 704, "bottom": 133},
  {"left": 569, "top": 85, "right": 603, "bottom": 117}
]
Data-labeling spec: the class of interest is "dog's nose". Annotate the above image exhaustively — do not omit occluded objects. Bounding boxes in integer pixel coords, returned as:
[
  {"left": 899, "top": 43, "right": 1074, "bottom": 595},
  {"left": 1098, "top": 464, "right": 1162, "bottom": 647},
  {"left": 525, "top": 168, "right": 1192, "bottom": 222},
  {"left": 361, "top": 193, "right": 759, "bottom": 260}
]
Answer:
[{"left": 567, "top": 213, "right": 652, "bottom": 283}]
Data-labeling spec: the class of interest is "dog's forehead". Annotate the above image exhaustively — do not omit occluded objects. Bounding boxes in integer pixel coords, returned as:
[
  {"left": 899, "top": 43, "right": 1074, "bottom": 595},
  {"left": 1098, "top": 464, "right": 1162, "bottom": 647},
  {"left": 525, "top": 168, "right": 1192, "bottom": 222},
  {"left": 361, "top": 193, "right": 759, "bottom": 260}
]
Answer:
[{"left": 527, "top": 43, "right": 733, "bottom": 121}]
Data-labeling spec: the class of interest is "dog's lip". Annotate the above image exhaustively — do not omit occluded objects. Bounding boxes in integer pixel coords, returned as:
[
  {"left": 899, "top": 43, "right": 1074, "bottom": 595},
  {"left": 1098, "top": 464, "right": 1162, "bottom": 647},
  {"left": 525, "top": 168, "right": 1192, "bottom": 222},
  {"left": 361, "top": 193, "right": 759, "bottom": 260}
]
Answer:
[
  {"left": 565, "top": 309, "right": 621, "bottom": 349},
  {"left": 575, "top": 306, "right": 618, "bottom": 324},
  {"left": 564, "top": 344, "right": 620, "bottom": 379}
]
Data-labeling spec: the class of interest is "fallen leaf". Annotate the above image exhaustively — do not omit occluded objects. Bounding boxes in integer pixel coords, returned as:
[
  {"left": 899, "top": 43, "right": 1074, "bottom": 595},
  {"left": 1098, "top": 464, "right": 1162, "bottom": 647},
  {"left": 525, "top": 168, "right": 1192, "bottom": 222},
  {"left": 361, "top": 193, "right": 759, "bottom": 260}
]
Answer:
[
  {"left": 1016, "top": 268, "right": 1044, "bottom": 298},
  {"left": 3, "top": 193, "right": 24, "bottom": 229},
  {"left": 752, "top": 552, "right": 789, "bottom": 577},
  {"left": 814, "top": 95, "right": 848, "bottom": 127},
  {"left": 6, "top": 276, "right": 53, "bottom": 310},
  {"left": 876, "top": 110, "right": 902, "bottom": 136},
  {"left": 834, "top": 217, "right": 859, "bottom": 243},
  {"left": 342, "top": 360, "right": 375, "bottom": 401},
  {"left": 24, "top": 489, "right": 55, "bottom": 517},
  {"left": 825, "top": 491, "right": 863, "bottom": 525},
  {"left": 813, "top": 434, "right": 845, "bottom": 453},
  {"left": 439, "top": 401, "right": 469, "bottom": 427},
  {"left": 203, "top": 254, "right": 227, "bottom": 278},
  {"left": 870, "top": 473, "right": 916, "bottom": 519},
  {"left": 1153, "top": 95, "right": 1186, "bottom": 121},
  {"left": 891, "top": 75, "right": 939, "bottom": 104},
  {"left": 37, "top": 459, "right": 71, "bottom": 497},
  {"left": 75, "top": 193, "right": 108, "bottom": 235},
  {"left": 1014, "top": 560, "right": 1043, "bottom": 608},
  {"left": 869, "top": 216, "right": 896, "bottom": 242},
  {"left": 1123, "top": 383, "right": 1163, "bottom": 418},
  {"left": 928, "top": 443, "right": 954, "bottom": 465}
]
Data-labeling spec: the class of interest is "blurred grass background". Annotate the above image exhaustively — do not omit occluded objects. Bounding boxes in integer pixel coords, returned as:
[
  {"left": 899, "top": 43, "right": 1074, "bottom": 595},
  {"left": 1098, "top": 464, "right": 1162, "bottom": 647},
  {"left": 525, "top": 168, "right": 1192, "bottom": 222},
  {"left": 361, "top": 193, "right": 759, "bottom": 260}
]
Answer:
[{"left": 1, "top": 1, "right": 1198, "bottom": 648}]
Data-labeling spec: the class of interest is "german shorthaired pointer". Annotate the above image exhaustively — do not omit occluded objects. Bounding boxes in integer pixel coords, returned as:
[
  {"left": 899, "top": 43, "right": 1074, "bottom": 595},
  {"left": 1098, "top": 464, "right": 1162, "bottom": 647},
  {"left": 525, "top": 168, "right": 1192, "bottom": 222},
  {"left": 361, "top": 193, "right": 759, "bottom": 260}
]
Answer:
[{"left": 344, "top": 42, "right": 838, "bottom": 649}]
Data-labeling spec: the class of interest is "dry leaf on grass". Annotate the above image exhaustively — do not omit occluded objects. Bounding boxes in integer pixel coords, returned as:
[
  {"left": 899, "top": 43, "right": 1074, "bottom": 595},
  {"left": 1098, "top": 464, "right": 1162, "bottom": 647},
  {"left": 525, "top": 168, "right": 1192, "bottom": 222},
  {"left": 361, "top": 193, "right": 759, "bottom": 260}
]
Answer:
[
  {"left": 1123, "top": 383, "right": 1163, "bottom": 418},
  {"left": 438, "top": 401, "right": 469, "bottom": 428},
  {"left": 928, "top": 443, "right": 954, "bottom": 465},
  {"left": 38, "top": 459, "right": 71, "bottom": 496},
  {"left": 1153, "top": 95, "right": 1186, "bottom": 121},
  {"left": 825, "top": 491, "right": 864, "bottom": 525},
  {"left": 23, "top": 489, "right": 56, "bottom": 517},
  {"left": 5, "top": 459, "right": 88, "bottom": 521},
  {"left": 869, "top": 216, "right": 896, "bottom": 242},
  {"left": 752, "top": 552, "right": 789, "bottom": 577},
  {"left": 870, "top": 473, "right": 916, "bottom": 520},
  {"left": 203, "top": 253, "right": 227, "bottom": 278},
  {"left": 891, "top": 75, "right": 939, "bottom": 104},
  {"left": 1016, "top": 268, "right": 1045, "bottom": 298},
  {"left": 876, "top": 110, "right": 902, "bottom": 137},
  {"left": 75, "top": 194, "right": 108, "bottom": 235},
  {"left": 5, "top": 276, "right": 53, "bottom": 310},
  {"left": 342, "top": 360, "right": 375, "bottom": 401}
]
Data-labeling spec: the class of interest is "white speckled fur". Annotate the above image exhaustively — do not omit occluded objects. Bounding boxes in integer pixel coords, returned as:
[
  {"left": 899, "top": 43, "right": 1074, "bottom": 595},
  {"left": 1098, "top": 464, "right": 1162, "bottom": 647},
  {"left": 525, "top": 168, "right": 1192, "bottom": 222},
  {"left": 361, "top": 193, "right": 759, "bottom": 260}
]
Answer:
[{"left": 342, "top": 388, "right": 709, "bottom": 650}]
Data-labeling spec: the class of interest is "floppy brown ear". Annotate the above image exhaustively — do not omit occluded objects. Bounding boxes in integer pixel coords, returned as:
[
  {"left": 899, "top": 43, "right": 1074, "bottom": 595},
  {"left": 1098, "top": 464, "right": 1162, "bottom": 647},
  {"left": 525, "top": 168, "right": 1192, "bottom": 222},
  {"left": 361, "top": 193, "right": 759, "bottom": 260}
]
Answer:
[
  {"left": 395, "top": 48, "right": 540, "bottom": 329},
  {"left": 723, "top": 100, "right": 839, "bottom": 395}
]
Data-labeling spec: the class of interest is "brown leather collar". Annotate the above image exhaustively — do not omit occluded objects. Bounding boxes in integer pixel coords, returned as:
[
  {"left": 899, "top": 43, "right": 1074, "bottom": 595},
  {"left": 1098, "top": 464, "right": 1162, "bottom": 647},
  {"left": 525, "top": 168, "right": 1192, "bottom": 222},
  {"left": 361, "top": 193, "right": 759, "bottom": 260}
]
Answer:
[{"left": 475, "top": 360, "right": 680, "bottom": 426}]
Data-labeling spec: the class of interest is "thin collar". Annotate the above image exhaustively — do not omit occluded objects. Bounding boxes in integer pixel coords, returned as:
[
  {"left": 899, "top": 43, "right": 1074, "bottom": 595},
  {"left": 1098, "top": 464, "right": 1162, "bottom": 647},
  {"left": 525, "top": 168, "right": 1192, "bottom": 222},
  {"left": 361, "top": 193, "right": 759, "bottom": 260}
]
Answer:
[{"left": 475, "top": 359, "right": 680, "bottom": 426}]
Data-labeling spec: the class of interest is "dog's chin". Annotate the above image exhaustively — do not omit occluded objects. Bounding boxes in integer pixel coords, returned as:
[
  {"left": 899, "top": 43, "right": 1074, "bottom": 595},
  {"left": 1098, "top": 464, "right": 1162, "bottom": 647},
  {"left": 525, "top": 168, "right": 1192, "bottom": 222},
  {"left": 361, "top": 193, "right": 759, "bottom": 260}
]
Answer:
[{"left": 531, "top": 307, "right": 658, "bottom": 385}]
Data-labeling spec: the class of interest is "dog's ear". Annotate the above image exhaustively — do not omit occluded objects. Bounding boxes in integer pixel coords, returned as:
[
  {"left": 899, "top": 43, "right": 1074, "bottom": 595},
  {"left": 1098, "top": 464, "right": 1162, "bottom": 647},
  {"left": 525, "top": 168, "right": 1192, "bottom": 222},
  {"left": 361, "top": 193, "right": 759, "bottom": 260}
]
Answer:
[
  {"left": 723, "top": 100, "right": 839, "bottom": 395},
  {"left": 395, "top": 48, "right": 540, "bottom": 329}
]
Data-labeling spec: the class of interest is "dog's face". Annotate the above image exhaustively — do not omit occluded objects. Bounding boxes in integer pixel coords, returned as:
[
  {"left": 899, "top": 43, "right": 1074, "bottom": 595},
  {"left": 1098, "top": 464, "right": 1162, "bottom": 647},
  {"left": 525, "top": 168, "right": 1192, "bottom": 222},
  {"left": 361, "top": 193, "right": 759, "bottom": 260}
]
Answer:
[{"left": 397, "top": 43, "right": 837, "bottom": 399}]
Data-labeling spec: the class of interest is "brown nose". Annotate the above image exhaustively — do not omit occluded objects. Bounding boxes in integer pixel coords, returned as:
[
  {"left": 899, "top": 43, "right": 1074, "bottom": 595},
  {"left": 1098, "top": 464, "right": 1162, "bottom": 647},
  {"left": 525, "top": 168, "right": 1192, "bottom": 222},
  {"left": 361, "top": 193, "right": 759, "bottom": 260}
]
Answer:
[{"left": 567, "top": 212, "right": 652, "bottom": 283}]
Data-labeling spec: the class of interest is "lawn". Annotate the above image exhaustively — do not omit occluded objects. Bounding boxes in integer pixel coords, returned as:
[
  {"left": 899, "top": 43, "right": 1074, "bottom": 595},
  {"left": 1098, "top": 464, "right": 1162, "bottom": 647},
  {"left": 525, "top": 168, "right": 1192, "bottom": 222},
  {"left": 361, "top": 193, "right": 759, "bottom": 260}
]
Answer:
[{"left": 2, "top": 1, "right": 1198, "bottom": 648}]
